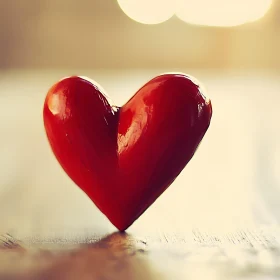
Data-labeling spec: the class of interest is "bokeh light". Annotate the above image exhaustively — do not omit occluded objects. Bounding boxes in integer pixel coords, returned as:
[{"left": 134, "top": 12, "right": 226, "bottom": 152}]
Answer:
[
  {"left": 117, "top": 0, "right": 273, "bottom": 27},
  {"left": 176, "top": 0, "right": 273, "bottom": 27},
  {"left": 117, "top": 0, "right": 174, "bottom": 24}
]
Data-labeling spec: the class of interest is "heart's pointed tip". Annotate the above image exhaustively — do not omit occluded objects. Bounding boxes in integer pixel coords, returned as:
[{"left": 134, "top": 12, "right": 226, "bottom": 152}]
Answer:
[
  {"left": 111, "top": 219, "right": 133, "bottom": 232},
  {"left": 114, "top": 224, "right": 130, "bottom": 232}
]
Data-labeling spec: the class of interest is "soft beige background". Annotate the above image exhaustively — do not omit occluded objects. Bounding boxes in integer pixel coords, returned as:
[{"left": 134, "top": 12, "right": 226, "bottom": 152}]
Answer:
[
  {"left": 0, "top": 0, "right": 280, "bottom": 238},
  {"left": 1, "top": 0, "right": 280, "bottom": 69}
]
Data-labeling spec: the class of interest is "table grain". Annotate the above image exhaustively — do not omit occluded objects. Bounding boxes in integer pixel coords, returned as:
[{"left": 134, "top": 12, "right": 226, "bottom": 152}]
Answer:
[{"left": 0, "top": 226, "right": 280, "bottom": 280}]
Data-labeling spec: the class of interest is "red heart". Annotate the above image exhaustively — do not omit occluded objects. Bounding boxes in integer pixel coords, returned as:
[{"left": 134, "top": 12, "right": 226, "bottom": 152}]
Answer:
[{"left": 43, "top": 74, "right": 212, "bottom": 231}]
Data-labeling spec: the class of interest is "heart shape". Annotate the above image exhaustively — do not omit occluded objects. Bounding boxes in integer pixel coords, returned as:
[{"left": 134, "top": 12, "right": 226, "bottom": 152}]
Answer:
[{"left": 43, "top": 73, "right": 212, "bottom": 231}]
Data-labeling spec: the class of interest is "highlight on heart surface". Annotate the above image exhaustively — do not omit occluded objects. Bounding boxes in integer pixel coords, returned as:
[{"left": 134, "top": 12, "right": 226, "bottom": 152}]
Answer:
[{"left": 43, "top": 73, "right": 212, "bottom": 231}]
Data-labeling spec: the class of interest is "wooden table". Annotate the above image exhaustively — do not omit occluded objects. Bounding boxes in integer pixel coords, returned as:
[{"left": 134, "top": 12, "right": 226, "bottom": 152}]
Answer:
[{"left": 1, "top": 226, "right": 280, "bottom": 280}]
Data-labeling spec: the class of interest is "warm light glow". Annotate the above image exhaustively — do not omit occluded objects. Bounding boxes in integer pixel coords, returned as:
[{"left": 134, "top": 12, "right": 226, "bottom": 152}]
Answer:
[
  {"left": 117, "top": 0, "right": 174, "bottom": 24},
  {"left": 117, "top": 0, "right": 273, "bottom": 27},
  {"left": 176, "top": 0, "right": 273, "bottom": 27}
]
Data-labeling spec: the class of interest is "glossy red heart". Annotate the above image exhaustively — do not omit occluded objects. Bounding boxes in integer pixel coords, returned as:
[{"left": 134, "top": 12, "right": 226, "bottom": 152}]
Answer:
[{"left": 43, "top": 74, "right": 212, "bottom": 231}]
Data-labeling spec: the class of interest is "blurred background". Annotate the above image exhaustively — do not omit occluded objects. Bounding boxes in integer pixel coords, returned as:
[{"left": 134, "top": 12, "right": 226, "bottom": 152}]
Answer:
[{"left": 0, "top": 0, "right": 280, "bottom": 238}]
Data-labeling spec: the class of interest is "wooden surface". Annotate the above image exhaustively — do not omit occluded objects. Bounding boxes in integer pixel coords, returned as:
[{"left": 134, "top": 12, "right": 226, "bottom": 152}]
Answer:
[
  {"left": 0, "top": 226, "right": 280, "bottom": 280},
  {"left": 1, "top": 69, "right": 280, "bottom": 279}
]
